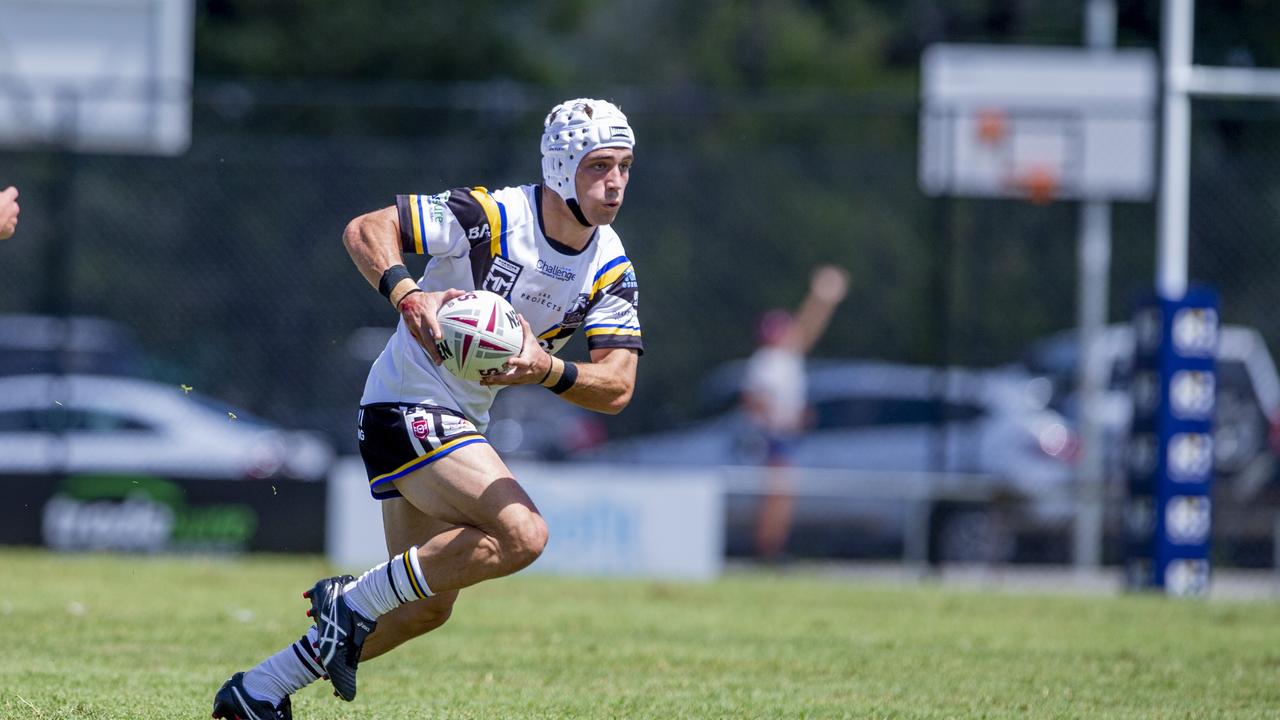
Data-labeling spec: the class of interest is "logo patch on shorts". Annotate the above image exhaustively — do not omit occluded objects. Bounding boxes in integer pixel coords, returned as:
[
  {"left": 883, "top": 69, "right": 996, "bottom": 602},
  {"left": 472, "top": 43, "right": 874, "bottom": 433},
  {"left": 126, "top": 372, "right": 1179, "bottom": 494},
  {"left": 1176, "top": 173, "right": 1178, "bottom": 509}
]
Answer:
[
  {"left": 411, "top": 417, "right": 430, "bottom": 440},
  {"left": 441, "top": 415, "right": 478, "bottom": 436}
]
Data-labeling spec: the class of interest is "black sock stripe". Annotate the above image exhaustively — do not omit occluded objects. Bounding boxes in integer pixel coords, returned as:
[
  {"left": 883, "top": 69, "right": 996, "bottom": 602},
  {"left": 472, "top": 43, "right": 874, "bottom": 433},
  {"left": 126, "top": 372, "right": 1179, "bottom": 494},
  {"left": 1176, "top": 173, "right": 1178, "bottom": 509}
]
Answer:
[
  {"left": 387, "top": 558, "right": 409, "bottom": 604},
  {"left": 291, "top": 643, "right": 323, "bottom": 678},
  {"left": 297, "top": 635, "right": 323, "bottom": 665}
]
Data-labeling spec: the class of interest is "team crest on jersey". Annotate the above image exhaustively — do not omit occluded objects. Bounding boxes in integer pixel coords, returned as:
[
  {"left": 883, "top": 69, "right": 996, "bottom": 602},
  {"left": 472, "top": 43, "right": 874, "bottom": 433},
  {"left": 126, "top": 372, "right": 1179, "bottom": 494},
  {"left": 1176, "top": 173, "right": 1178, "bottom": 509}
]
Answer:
[
  {"left": 483, "top": 256, "right": 523, "bottom": 296},
  {"left": 559, "top": 293, "right": 592, "bottom": 331}
]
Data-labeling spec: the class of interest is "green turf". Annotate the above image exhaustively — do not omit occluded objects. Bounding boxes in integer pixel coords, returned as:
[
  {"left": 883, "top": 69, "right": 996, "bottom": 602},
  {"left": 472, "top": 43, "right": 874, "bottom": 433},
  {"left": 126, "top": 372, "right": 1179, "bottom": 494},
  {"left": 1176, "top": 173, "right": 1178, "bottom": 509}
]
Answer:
[{"left": 3, "top": 549, "right": 1280, "bottom": 719}]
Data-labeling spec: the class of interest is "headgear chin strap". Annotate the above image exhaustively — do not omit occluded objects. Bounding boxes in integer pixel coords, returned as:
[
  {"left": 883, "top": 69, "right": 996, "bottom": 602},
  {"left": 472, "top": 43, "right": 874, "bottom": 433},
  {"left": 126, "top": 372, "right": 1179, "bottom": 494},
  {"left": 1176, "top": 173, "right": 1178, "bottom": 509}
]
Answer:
[
  {"left": 564, "top": 199, "right": 592, "bottom": 227},
  {"left": 541, "top": 98, "right": 635, "bottom": 227}
]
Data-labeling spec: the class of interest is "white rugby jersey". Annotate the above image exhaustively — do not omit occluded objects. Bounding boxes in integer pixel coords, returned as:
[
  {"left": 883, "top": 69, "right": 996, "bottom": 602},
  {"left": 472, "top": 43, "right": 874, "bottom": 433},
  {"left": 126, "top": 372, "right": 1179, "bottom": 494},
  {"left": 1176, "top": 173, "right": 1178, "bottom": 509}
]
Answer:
[{"left": 360, "top": 184, "right": 644, "bottom": 430}]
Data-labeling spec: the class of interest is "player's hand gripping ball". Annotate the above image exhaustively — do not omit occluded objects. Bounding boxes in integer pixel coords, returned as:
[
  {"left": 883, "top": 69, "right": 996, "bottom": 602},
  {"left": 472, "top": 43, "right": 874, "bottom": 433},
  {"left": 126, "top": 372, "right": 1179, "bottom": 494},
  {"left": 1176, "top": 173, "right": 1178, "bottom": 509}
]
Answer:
[{"left": 435, "top": 291, "right": 525, "bottom": 381}]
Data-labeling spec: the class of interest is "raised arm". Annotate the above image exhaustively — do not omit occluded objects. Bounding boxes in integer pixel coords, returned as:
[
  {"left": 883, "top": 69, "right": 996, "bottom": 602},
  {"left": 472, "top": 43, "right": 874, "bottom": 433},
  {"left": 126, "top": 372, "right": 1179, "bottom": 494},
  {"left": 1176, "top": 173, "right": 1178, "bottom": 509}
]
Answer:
[{"left": 784, "top": 264, "right": 849, "bottom": 355}]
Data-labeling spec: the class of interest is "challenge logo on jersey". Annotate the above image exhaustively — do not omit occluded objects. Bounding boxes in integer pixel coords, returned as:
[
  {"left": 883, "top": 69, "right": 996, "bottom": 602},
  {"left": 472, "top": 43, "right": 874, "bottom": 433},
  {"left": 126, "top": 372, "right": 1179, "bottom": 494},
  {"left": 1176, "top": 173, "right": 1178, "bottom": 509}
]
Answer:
[
  {"left": 483, "top": 256, "right": 523, "bottom": 296},
  {"left": 536, "top": 259, "right": 576, "bottom": 282}
]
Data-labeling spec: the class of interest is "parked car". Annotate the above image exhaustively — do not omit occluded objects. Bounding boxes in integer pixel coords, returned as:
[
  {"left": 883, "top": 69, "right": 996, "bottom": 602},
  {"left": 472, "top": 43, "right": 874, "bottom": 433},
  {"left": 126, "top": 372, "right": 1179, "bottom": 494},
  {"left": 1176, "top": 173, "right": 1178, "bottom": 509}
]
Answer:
[
  {"left": 1025, "top": 323, "right": 1280, "bottom": 565},
  {"left": 0, "top": 314, "right": 145, "bottom": 377},
  {"left": 0, "top": 374, "right": 334, "bottom": 480},
  {"left": 1025, "top": 323, "right": 1280, "bottom": 486},
  {"left": 576, "top": 360, "right": 1079, "bottom": 562}
]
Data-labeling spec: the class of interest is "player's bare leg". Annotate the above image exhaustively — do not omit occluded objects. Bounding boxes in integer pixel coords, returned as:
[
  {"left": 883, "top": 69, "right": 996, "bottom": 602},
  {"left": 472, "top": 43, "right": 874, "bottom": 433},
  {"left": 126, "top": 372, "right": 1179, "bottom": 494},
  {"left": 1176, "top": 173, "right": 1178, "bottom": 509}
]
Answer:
[
  {"left": 387, "top": 442, "right": 549, "bottom": 591},
  {"left": 754, "top": 462, "right": 797, "bottom": 561},
  {"left": 309, "top": 441, "right": 547, "bottom": 700},
  {"left": 360, "top": 497, "right": 460, "bottom": 661}
]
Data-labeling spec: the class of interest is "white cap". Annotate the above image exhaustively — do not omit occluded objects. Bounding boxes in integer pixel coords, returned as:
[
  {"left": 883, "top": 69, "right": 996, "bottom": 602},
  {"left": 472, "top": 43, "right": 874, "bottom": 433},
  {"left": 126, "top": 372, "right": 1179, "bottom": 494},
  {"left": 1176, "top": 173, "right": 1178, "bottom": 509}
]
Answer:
[{"left": 540, "top": 98, "right": 635, "bottom": 205}]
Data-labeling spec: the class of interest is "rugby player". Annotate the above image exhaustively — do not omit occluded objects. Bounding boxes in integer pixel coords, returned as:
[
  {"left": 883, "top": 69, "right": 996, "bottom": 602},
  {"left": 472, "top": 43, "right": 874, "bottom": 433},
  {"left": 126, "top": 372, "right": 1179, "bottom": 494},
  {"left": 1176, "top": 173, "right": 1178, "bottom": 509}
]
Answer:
[{"left": 213, "top": 98, "right": 643, "bottom": 718}]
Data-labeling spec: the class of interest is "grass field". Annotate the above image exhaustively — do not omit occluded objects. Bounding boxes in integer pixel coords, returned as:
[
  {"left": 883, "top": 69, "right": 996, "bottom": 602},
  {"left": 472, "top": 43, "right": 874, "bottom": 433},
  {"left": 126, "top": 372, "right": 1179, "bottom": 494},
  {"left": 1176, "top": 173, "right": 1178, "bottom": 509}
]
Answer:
[{"left": 4, "top": 549, "right": 1280, "bottom": 719}]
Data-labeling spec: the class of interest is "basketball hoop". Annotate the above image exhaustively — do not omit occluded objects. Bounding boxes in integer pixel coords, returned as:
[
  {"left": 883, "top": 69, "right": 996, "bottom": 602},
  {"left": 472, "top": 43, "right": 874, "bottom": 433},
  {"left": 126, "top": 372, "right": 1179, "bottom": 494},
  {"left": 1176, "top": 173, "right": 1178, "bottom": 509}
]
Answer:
[
  {"left": 1012, "top": 165, "right": 1059, "bottom": 205},
  {"left": 974, "top": 107, "right": 1008, "bottom": 146},
  {"left": 920, "top": 44, "right": 1156, "bottom": 203}
]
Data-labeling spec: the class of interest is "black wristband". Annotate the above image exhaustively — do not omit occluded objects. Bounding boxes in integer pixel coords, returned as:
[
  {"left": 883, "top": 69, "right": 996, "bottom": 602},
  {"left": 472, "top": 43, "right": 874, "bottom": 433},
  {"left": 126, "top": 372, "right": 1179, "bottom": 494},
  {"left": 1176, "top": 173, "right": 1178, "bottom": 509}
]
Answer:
[
  {"left": 378, "top": 265, "right": 414, "bottom": 299},
  {"left": 549, "top": 361, "right": 578, "bottom": 395}
]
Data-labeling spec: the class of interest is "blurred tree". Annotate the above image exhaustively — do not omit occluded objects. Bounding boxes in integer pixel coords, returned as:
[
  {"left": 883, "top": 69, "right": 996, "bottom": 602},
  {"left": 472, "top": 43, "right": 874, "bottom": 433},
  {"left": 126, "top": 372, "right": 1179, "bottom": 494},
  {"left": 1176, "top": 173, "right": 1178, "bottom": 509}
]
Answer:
[{"left": 5, "top": 0, "right": 1272, "bottom": 443}]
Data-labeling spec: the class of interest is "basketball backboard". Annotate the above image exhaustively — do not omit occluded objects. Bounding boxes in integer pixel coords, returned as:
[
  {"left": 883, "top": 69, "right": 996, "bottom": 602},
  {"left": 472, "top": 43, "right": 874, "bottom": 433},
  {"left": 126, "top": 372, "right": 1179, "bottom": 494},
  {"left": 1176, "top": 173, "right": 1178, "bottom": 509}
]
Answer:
[
  {"left": 0, "top": 0, "right": 193, "bottom": 156},
  {"left": 919, "top": 44, "right": 1157, "bottom": 203}
]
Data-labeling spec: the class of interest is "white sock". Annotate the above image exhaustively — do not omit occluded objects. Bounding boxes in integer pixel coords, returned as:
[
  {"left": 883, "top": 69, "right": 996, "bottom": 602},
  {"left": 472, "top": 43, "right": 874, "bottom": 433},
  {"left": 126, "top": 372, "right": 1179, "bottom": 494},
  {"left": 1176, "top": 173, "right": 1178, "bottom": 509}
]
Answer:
[
  {"left": 242, "top": 626, "right": 323, "bottom": 705},
  {"left": 342, "top": 545, "right": 432, "bottom": 620}
]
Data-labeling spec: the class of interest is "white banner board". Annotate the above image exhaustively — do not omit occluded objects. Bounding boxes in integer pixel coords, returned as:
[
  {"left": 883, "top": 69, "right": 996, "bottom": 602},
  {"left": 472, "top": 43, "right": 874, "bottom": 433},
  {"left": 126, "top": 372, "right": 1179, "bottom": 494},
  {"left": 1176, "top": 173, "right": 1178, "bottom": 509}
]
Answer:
[{"left": 327, "top": 459, "right": 724, "bottom": 581}]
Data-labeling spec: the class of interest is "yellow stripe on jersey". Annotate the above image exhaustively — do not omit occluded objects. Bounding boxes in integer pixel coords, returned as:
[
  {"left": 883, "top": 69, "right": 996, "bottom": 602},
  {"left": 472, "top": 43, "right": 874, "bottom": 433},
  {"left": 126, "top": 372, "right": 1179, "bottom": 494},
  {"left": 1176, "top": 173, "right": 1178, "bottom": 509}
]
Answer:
[
  {"left": 591, "top": 261, "right": 632, "bottom": 298},
  {"left": 469, "top": 187, "right": 503, "bottom": 258},
  {"left": 407, "top": 195, "right": 425, "bottom": 254},
  {"left": 585, "top": 327, "right": 642, "bottom": 338}
]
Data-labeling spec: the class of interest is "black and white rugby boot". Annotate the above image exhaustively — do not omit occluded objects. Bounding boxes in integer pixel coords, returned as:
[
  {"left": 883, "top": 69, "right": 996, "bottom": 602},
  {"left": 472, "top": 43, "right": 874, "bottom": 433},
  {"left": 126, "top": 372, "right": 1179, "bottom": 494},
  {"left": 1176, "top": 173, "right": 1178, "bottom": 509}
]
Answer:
[
  {"left": 211, "top": 671, "right": 293, "bottom": 720},
  {"left": 304, "top": 574, "right": 376, "bottom": 702}
]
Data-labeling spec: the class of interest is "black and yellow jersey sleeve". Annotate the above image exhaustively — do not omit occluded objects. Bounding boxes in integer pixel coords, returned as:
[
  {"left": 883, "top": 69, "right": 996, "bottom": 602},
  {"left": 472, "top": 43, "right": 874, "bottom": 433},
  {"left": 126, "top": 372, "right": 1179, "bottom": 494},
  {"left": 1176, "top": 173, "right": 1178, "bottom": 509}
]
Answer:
[{"left": 582, "top": 256, "right": 643, "bottom": 355}]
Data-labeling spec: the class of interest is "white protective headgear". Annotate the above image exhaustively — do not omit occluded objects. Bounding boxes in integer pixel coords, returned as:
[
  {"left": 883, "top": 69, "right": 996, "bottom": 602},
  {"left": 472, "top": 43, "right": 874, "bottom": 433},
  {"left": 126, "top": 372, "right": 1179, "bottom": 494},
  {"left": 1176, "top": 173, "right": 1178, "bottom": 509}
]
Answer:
[{"left": 540, "top": 98, "right": 636, "bottom": 216}]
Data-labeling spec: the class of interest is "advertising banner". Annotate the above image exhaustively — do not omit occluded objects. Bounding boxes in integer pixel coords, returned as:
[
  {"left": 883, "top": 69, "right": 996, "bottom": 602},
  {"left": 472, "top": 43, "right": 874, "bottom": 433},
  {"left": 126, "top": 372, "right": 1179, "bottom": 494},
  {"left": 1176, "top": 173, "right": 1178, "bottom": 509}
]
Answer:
[
  {"left": 0, "top": 473, "right": 325, "bottom": 553},
  {"left": 326, "top": 460, "right": 724, "bottom": 580}
]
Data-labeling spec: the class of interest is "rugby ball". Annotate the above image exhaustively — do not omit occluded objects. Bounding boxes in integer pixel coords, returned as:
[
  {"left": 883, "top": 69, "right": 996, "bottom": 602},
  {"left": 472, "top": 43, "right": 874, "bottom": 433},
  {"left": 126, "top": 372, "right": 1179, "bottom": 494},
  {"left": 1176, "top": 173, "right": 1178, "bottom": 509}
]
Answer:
[{"left": 435, "top": 291, "right": 524, "bottom": 381}]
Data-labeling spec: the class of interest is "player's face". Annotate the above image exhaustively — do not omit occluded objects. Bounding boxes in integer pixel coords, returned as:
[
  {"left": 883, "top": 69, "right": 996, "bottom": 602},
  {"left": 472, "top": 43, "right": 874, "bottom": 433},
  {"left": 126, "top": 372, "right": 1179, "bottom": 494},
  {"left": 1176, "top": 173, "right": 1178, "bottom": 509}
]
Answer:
[{"left": 575, "top": 148, "right": 633, "bottom": 226}]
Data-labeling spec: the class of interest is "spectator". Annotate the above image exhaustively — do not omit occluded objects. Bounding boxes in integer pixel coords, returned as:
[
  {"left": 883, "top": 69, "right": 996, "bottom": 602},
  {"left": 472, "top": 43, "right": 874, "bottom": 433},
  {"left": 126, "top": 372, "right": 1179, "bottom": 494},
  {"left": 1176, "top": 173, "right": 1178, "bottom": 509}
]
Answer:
[{"left": 742, "top": 264, "right": 848, "bottom": 561}]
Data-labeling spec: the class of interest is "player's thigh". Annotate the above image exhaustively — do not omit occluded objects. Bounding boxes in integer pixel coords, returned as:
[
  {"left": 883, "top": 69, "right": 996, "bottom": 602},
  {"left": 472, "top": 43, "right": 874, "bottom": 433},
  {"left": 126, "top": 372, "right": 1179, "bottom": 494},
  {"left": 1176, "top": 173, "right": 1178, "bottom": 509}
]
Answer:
[
  {"left": 381, "top": 496, "right": 457, "bottom": 555},
  {"left": 391, "top": 441, "right": 541, "bottom": 534}
]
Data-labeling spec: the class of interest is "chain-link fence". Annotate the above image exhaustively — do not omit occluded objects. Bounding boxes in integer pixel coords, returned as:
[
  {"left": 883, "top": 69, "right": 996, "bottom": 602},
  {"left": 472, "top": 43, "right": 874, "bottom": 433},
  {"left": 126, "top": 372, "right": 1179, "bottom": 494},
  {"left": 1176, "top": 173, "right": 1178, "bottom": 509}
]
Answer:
[{"left": 2, "top": 81, "right": 1278, "bottom": 565}]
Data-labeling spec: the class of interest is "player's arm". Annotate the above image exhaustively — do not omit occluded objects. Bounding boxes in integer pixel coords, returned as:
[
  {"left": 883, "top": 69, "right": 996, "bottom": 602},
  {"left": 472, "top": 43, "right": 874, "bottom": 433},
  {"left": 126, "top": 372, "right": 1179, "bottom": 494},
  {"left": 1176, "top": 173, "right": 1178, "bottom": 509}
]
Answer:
[
  {"left": 553, "top": 346, "right": 638, "bottom": 415},
  {"left": 0, "top": 186, "right": 19, "bottom": 240},
  {"left": 481, "top": 319, "right": 638, "bottom": 415},
  {"left": 342, "top": 205, "right": 465, "bottom": 365},
  {"left": 784, "top": 264, "right": 849, "bottom": 355}
]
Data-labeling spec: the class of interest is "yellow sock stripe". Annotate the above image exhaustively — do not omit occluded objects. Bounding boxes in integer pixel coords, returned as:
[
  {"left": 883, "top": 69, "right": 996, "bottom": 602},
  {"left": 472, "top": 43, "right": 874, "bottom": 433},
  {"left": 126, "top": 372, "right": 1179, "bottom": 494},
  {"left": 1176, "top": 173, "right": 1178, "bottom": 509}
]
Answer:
[
  {"left": 468, "top": 188, "right": 503, "bottom": 258},
  {"left": 401, "top": 551, "right": 428, "bottom": 599},
  {"left": 407, "top": 195, "right": 425, "bottom": 254},
  {"left": 367, "top": 433, "right": 487, "bottom": 487}
]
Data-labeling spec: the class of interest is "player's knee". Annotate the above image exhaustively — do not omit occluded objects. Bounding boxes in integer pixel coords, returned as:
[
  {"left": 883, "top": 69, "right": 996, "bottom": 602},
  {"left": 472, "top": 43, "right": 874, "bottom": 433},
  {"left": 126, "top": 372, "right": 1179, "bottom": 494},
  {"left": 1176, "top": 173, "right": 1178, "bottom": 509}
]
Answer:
[{"left": 504, "top": 509, "right": 548, "bottom": 570}]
